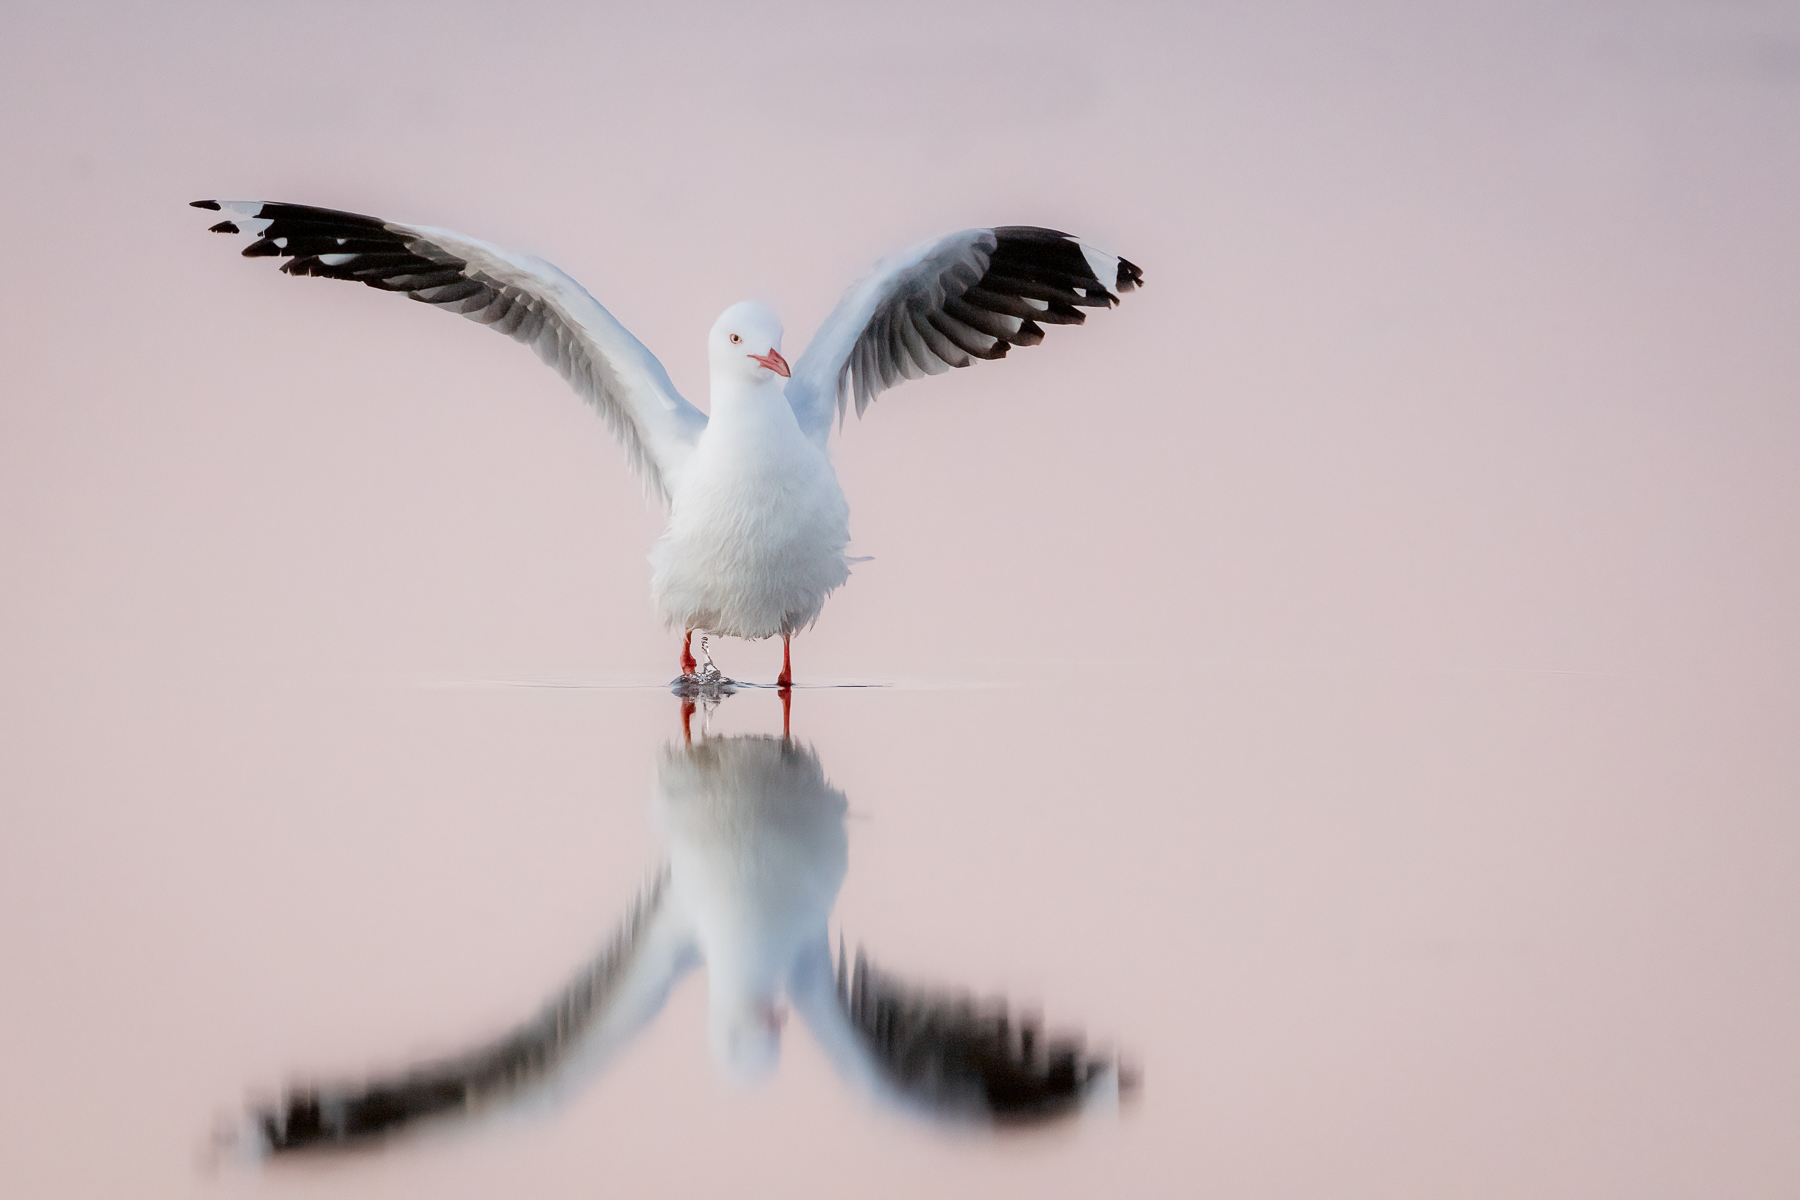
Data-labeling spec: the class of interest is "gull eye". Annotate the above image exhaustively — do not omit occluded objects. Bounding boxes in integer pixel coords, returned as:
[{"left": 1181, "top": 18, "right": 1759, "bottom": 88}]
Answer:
[{"left": 729, "top": 333, "right": 742, "bottom": 344}]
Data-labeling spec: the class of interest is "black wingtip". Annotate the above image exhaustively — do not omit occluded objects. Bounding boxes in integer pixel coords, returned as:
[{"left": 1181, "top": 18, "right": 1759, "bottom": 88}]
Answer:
[
  {"left": 208, "top": 220, "right": 239, "bottom": 234},
  {"left": 190, "top": 199, "right": 221, "bottom": 210},
  {"left": 1116, "top": 258, "right": 1143, "bottom": 293}
]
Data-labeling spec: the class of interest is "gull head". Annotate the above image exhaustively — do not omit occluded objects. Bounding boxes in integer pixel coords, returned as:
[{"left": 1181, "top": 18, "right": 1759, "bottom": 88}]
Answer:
[
  {"left": 710, "top": 995, "right": 787, "bottom": 1083},
  {"left": 709, "top": 300, "right": 789, "bottom": 387}
]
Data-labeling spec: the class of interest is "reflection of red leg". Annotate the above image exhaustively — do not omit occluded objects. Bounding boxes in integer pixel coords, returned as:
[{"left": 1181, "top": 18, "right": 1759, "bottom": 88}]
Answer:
[
  {"left": 681, "top": 699, "right": 695, "bottom": 744},
  {"left": 777, "top": 637, "right": 793, "bottom": 689},
  {"left": 680, "top": 630, "right": 696, "bottom": 676},
  {"left": 779, "top": 685, "right": 791, "bottom": 738}
]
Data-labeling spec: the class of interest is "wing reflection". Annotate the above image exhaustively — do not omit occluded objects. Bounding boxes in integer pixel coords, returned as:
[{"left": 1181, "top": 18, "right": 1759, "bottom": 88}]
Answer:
[
  {"left": 798, "top": 947, "right": 1124, "bottom": 1126},
  {"left": 242, "top": 733, "right": 1128, "bottom": 1155},
  {"left": 253, "top": 870, "right": 693, "bottom": 1153}
]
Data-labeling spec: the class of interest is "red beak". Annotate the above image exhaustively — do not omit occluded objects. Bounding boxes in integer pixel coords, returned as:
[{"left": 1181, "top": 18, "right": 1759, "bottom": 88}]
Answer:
[{"left": 749, "top": 349, "right": 791, "bottom": 378}]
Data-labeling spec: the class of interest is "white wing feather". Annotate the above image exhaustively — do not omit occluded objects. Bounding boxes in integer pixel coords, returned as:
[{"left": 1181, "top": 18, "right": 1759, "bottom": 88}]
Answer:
[{"left": 196, "top": 200, "right": 707, "bottom": 503}]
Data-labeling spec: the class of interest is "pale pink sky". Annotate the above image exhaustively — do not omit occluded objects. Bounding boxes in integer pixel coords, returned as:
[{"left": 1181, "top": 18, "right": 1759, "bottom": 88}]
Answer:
[{"left": 2, "top": 1, "right": 1798, "bottom": 1197}]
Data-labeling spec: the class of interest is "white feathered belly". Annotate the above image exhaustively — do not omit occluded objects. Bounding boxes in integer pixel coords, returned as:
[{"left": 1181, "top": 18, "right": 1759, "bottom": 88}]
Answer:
[{"left": 649, "top": 457, "right": 852, "bottom": 640}]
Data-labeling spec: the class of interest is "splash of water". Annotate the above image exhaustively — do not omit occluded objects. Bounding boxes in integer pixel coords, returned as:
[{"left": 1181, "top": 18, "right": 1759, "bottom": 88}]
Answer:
[{"left": 672, "top": 635, "right": 737, "bottom": 701}]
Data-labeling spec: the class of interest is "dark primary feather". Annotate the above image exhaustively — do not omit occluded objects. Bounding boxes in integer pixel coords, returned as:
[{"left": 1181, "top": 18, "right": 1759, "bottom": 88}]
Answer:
[
  {"left": 190, "top": 199, "right": 702, "bottom": 500},
  {"left": 253, "top": 871, "right": 669, "bottom": 1154},
  {"left": 835, "top": 946, "right": 1124, "bottom": 1124},
  {"left": 192, "top": 200, "right": 562, "bottom": 360},
  {"left": 839, "top": 226, "right": 1143, "bottom": 419}
]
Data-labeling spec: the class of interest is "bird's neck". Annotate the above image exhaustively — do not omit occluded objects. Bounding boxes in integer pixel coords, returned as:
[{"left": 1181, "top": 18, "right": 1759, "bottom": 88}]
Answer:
[{"left": 705, "top": 375, "right": 798, "bottom": 435}]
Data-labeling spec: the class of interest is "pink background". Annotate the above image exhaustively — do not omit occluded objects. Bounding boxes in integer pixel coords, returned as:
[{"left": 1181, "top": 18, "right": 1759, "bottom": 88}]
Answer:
[{"left": 3, "top": 1, "right": 1798, "bottom": 1196}]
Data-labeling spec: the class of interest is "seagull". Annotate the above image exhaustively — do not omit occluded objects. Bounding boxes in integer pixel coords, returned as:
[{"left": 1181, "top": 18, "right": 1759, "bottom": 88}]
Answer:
[
  {"left": 228, "top": 734, "right": 1127, "bottom": 1155},
  {"left": 191, "top": 200, "right": 1143, "bottom": 685}
]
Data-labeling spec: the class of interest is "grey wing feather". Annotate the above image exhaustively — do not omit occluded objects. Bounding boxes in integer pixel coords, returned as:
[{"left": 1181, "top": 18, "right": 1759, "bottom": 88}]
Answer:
[
  {"left": 193, "top": 200, "right": 706, "bottom": 503},
  {"left": 785, "top": 226, "right": 1143, "bottom": 446},
  {"left": 248, "top": 868, "right": 695, "bottom": 1154}
]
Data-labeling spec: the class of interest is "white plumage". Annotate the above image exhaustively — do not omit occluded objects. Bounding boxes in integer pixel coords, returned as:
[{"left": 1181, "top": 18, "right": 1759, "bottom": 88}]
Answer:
[
  {"left": 192, "top": 201, "right": 1142, "bottom": 682},
  {"left": 647, "top": 303, "right": 852, "bottom": 645}
]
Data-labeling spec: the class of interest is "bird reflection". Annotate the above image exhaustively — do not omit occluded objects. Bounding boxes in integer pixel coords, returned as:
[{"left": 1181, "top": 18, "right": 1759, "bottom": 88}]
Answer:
[{"left": 242, "top": 727, "right": 1129, "bottom": 1155}]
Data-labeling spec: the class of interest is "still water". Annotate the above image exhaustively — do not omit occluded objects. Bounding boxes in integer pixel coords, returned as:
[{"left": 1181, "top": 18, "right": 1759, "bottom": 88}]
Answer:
[
  {"left": 10, "top": 656, "right": 1792, "bottom": 1197},
  {"left": 240, "top": 691, "right": 1128, "bottom": 1154}
]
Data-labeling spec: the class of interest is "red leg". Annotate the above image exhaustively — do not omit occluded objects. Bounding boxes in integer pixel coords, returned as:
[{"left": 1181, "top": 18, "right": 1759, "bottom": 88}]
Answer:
[
  {"left": 681, "top": 698, "right": 695, "bottom": 744},
  {"left": 680, "top": 630, "right": 696, "bottom": 676},
  {"left": 777, "top": 637, "right": 792, "bottom": 689},
  {"left": 779, "top": 685, "right": 791, "bottom": 738}
]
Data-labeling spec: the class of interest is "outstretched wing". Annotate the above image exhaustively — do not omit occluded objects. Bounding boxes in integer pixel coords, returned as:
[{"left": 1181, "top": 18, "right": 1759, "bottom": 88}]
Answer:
[
  {"left": 789, "top": 939, "right": 1129, "bottom": 1126},
  {"left": 785, "top": 227, "right": 1143, "bottom": 446},
  {"left": 192, "top": 200, "right": 707, "bottom": 503},
  {"left": 245, "top": 870, "right": 696, "bottom": 1155}
]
